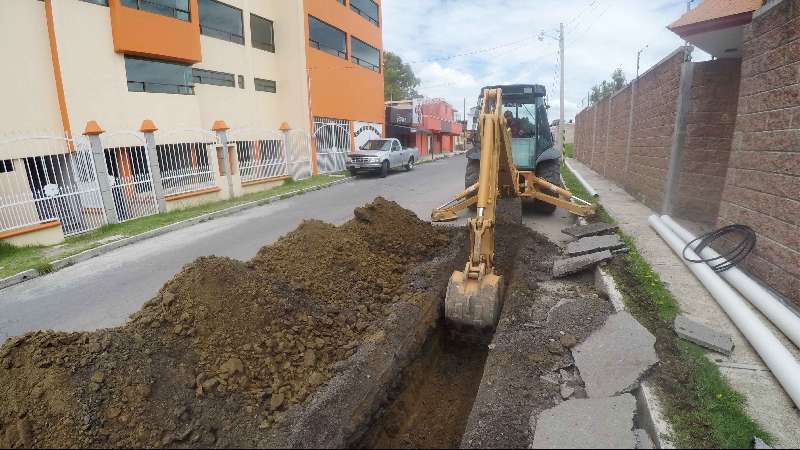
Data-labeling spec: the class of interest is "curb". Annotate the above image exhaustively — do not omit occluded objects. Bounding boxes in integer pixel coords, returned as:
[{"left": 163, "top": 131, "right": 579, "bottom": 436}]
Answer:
[
  {"left": 0, "top": 176, "right": 356, "bottom": 292},
  {"left": 594, "top": 264, "right": 675, "bottom": 449},
  {"left": 583, "top": 210, "right": 673, "bottom": 448}
]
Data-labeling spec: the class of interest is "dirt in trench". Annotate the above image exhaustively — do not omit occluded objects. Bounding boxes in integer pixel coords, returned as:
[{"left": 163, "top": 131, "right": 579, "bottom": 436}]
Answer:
[
  {"left": 358, "top": 222, "right": 575, "bottom": 450},
  {"left": 0, "top": 197, "right": 454, "bottom": 449},
  {"left": 356, "top": 327, "right": 489, "bottom": 449}
]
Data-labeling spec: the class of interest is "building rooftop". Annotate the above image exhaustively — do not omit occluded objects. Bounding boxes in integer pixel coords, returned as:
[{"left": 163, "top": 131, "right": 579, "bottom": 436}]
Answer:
[{"left": 668, "top": 0, "right": 763, "bottom": 36}]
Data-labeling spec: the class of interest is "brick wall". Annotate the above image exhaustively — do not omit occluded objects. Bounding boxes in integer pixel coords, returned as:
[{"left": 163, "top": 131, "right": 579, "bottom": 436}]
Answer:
[
  {"left": 718, "top": 0, "right": 800, "bottom": 306},
  {"left": 573, "top": 49, "right": 686, "bottom": 211},
  {"left": 674, "top": 59, "right": 742, "bottom": 224},
  {"left": 590, "top": 96, "right": 610, "bottom": 173},
  {"left": 606, "top": 87, "right": 633, "bottom": 187}
]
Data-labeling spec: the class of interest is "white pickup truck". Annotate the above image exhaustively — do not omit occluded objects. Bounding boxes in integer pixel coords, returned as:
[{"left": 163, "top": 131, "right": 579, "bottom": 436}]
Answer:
[{"left": 346, "top": 138, "right": 420, "bottom": 177}]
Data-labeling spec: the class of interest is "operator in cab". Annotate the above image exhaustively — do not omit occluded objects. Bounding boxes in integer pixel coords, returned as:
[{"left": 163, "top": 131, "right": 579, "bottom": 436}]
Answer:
[{"left": 504, "top": 110, "right": 521, "bottom": 138}]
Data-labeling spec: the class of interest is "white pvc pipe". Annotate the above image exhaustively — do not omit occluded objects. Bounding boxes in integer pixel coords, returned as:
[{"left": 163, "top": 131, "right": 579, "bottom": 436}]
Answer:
[
  {"left": 661, "top": 215, "right": 800, "bottom": 350},
  {"left": 564, "top": 159, "right": 599, "bottom": 198},
  {"left": 648, "top": 215, "right": 800, "bottom": 409}
]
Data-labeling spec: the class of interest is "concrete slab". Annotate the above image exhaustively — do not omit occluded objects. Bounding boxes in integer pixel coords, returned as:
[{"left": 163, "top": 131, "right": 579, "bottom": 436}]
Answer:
[
  {"left": 530, "top": 394, "right": 637, "bottom": 449},
  {"left": 562, "top": 222, "right": 619, "bottom": 238},
  {"left": 553, "top": 250, "right": 614, "bottom": 277},
  {"left": 566, "top": 159, "right": 800, "bottom": 448},
  {"left": 566, "top": 235, "right": 626, "bottom": 256},
  {"left": 674, "top": 315, "right": 735, "bottom": 356},
  {"left": 573, "top": 312, "right": 659, "bottom": 398},
  {"left": 634, "top": 429, "right": 654, "bottom": 449}
]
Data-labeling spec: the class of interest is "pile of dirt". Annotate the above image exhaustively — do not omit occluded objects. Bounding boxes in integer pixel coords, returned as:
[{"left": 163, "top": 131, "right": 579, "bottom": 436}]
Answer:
[{"left": 0, "top": 198, "right": 451, "bottom": 449}]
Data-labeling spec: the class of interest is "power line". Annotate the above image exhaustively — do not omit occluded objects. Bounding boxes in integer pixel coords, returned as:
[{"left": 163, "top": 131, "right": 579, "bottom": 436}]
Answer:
[{"left": 407, "top": 33, "right": 545, "bottom": 64}]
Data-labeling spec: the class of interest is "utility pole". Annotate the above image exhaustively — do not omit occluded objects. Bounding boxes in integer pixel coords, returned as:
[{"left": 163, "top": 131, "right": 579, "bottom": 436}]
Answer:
[
  {"left": 636, "top": 45, "right": 648, "bottom": 78},
  {"left": 558, "top": 22, "right": 565, "bottom": 157}
]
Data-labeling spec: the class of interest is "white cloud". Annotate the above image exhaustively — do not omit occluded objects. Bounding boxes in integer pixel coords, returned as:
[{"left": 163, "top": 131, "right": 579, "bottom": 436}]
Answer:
[{"left": 382, "top": 0, "right": 708, "bottom": 121}]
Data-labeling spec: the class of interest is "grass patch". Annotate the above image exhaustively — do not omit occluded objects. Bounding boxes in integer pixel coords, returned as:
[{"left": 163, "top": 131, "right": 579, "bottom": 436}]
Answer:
[
  {"left": 0, "top": 174, "right": 346, "bottom": 279},
  {"left": 561, "top": 161, "right": 771, "bottom": 449},
  {"left": 0, "top": 242, "right": 48, "bottom": 279},
  {"left": 564, "top": 143, "right": 574, "bottom": 158}
]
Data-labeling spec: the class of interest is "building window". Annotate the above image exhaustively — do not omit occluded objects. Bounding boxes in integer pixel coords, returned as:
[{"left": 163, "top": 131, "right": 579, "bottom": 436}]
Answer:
[
  {"left": 0, "top": 160, "right": 13, "bottom": 174},
  {"left": 254, "top": 78, "right": 276, "bottom": 93},
  {"left": 192, "top": 68, "right": 235, "bottom": 87},
  {"left": 351, "top": 37, "right": 380, "bottom": 72},
  {"left": 350, "top": 0, "right": 379, "bottom": 27},
  {"left": 308, "top": 16, "right": 347, "bottom": 59},
  {"left": 121, "top": 0, "right": 190, "bottom": 21},
  {"left": 238, "top": 75, "right": 245, "bottom": 89},
  {"left": 80, "top": 0, "right": 109, "bottom": 6},
  {"left": 125, "top": 56, "right": 194, "bottom": 95},
  {"left": 250, "top": 14, "right": 275, "bottom": 52},
  {"left": 198, "top": 0, "right": 244, "bottom": 45}
]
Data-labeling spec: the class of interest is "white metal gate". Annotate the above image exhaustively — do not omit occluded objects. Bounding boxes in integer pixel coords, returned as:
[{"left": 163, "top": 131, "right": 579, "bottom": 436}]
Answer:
[
  {"left": 286, "top": 130, "right": 312, "bottom": 180},
  {"left": 313, "top": 118, "right": 351, "bottom": 174},
  {"left": 0, "top": 134, "right": 107, "bottom": 237},
  {"left": 103, "top": 132, "right": 159, "bottom": 222}
]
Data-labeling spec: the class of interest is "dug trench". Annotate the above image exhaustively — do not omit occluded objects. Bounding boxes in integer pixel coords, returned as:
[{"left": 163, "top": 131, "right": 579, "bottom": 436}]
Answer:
[{"left": 0, "top": 198, "right": 612, "bottom": 449}]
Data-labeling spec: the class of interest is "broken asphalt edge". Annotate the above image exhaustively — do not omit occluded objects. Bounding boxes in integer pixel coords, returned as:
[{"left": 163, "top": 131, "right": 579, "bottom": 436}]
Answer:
[
  {"left": 0, "top": 176, "right": 357, "bottom": 292},
  {"left": 594, "top": 264, "right": 675, "bottom": 449}
]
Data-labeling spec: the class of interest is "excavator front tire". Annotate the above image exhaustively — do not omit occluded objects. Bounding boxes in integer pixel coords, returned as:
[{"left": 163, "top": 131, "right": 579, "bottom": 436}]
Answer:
[{"left": 529, "top": 159, "right": 563, "bottom": 214}]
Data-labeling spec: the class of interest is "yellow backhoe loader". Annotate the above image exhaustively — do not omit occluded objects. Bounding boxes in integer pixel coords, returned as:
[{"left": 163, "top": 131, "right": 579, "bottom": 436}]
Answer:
[{"left": 431, "top": 87, "right": 595, "bottom": 329}]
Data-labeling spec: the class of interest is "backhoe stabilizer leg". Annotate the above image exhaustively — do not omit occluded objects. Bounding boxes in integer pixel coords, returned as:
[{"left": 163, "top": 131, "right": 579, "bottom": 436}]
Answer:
[
  {"left": 444, "top": 271, "right": 504, "bottom": 329},
  {"left": 431, "top": 183, "right": 479, "bottom": 222}
]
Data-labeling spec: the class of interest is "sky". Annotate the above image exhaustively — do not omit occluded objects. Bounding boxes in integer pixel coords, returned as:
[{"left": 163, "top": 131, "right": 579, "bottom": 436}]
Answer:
[{"left": 381, "top": 0, "right": 709, "bottom": 122}]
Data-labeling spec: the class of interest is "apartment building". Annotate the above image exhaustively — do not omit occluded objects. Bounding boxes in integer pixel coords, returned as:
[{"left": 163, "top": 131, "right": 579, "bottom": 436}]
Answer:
[
  {"left": 385, "top": 98, "right": 464, "bottom": 156},
  {"left": 305, "top": 0, "right": 385, "bottom": 171},
  {"left": 0, "top": 0, "right": 383, "bottom": 153},
  {"left": 0, "top": 0, "right": 384, "bottom": 246}
]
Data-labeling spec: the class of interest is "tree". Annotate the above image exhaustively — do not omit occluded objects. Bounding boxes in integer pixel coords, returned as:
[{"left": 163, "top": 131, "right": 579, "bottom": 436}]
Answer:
[
  {"left": 384, "top": 51, "right": 421, "bottom": 101},
  {"left": 590, "top": 68, "right": 627, "bottom": 105}
]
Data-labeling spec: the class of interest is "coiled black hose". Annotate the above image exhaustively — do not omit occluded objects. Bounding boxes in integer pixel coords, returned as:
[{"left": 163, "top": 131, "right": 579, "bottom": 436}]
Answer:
[{"left": 682, "top": 224, "right": 757, "bottom": 273}]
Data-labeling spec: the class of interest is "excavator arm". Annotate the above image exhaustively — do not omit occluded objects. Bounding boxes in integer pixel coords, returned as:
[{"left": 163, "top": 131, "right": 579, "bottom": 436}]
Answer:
[
  {"left": 435, "top": 88, "right": 595, "bottom": 329},
  {"left": 442, "top": 89, "right": 513, "bottom": 329}
]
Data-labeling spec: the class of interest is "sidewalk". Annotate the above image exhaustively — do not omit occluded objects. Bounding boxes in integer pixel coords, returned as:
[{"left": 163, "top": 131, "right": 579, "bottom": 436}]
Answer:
[{"left": 568, "top": 158, "right": 800, "bottom": 448}]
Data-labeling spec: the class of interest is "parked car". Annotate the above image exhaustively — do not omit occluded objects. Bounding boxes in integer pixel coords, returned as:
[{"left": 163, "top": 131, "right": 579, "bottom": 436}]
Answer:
[{"left": 346, "top": 138, "right": 420, "bottom": 177}]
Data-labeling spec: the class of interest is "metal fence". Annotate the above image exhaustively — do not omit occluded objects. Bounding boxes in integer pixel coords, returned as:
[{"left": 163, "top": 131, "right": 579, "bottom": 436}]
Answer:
[
  {"left": 0, "top": 134, "right": 107, "bottom": 237},
  {"left": 229, "top": 129, "right": 287, "bottom": 183},
  {"left": 313, "top": 118, "right": 351, "bottom": 174},
  {"left": 102, "top": 132, "right": 159, "bottom": 222},
  {"left": 156, "top": 131, "right": 217, "bottom": 197}
]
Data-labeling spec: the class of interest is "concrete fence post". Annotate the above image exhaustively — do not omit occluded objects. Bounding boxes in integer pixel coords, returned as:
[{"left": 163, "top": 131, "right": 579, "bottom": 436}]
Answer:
[
  {"left": 212, "top": 120, "right": 235, "bottom": 200},
  {"left": 624, "top": 79, "right": 637, "bottom": 188},
  {"left": 140, "top": 120, "right": 167, "bottom": 213},
  {"left": 662, "top": 59, "right": 695, "bottom": 215},
  {"left": 83, "top": 121, "right": 119, "bottom": 225},
  {"left": 279, "top": 121, "right": 291, "bottom": 179},
  {"left": 603, "top": 98, "right": 612, "bottom": 176},
  {"left": 591, "top": 110, "right": 597, "bottom": 167}
]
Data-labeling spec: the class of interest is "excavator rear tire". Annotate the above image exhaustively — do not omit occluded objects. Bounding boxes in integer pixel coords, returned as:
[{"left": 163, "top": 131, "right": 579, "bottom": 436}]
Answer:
[{"left": 530, "top": 159, "right": 563, "bottom": 215}]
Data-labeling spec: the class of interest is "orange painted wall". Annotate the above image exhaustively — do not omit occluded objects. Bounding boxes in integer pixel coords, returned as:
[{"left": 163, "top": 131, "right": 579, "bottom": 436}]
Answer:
[
  {"left": 304, "top": 0, "right": 384, "bottom": 125},
  {"left": 109, "top": 0, "right": 202, "bottom": 64}
]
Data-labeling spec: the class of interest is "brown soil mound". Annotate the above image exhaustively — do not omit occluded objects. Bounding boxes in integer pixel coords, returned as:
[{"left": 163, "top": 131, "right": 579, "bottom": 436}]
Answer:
[{"left": 0, "top": 198, "right": 451, "bottom": 449}]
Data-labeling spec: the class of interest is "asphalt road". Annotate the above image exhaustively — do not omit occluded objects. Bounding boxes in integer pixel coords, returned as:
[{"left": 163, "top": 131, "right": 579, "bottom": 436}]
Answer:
[{"left": 0, "top": 157, "right": 468, "bottom": 341}]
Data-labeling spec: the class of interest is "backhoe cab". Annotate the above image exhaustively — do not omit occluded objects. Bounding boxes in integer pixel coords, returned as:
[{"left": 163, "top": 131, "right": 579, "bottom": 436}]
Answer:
[
  {"left": 466, "top": 84, "right": 564, "bottom": 214},
  {"left": 432, "top": 87, "right": 595, "bottom": 330}
]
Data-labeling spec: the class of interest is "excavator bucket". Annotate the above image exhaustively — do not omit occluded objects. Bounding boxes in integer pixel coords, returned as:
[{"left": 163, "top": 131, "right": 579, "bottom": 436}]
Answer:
[{"left": 444, "top": 271, "right": 504, "bottom": 329}]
